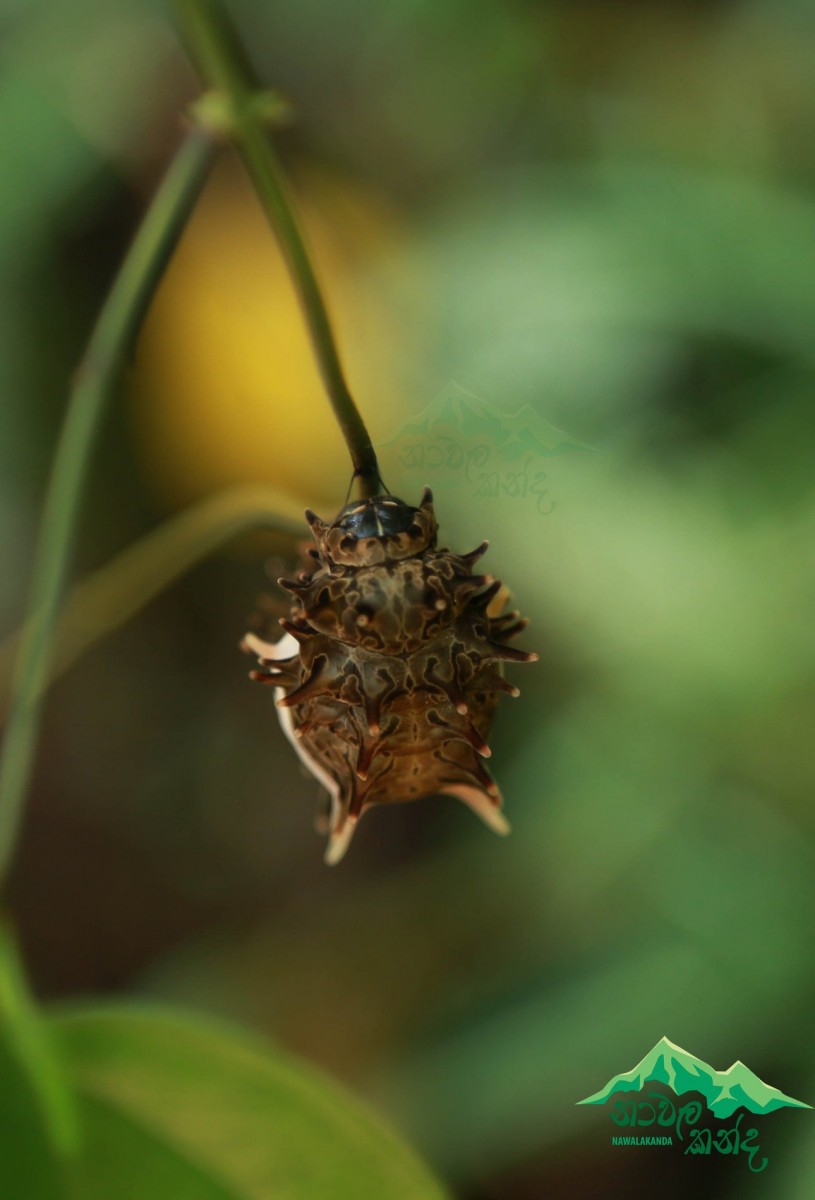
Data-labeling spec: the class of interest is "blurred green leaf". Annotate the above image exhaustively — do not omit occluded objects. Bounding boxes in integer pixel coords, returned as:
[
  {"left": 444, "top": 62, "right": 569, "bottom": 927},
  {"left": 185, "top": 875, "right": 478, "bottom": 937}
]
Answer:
[
  {"left": 0, "top": 922, "right": 79, "bottom": 1200},
  {"left": 67, "top": 1093, "right": 238, "bottom": 1200},
  {"left": 0, "top": 1027, "right": 66, "bottom": 1200},
  {"left": 52, "top": 1004, "right": 447, "bottom": 1200}
]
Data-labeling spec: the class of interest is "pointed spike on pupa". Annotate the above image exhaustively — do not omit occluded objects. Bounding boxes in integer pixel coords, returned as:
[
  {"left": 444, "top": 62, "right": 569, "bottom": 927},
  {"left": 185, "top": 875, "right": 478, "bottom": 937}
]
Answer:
[
  {"left": 249, "top": 669, "right": 281, "bottom": 685},
  {"left": 491, "top": 615, "right": 530, "bottom": 640},
  {"left": 348, "top": 786, "right": 365, "bottom": 819},
  {"left": 276, "top": 677, "right": 327, "bottom": 708},
  {"left": 442, "top": 782, "right": 510, "bottom": 835},
  {"left": 432, "top": 706, "right": 488, "bottom": 750},
  {"left": 429, "top": 667, "right": 470, "bottom": 714},
  {"left": 503, "top": 620, "right": 530, "bottom": 640},
  {"left": 486, "top": 640, "right": 538, "bottom": 664},
  {"left": 472, "top": 579, "right": 503, "bottom": 610},
  {"left": 277, "top": 577, "right": 309, "bottom": 594},
  {"left": 460, "top": 539, "right": 489, "bottom": 567},
  {"left": 425, "top": 658, "right": 468, "bottom": 713},
  {"left": 276, "top": 657, "right": 329, "bottom": 708},
  {"left": 452, "top": 575, "right": 497, "bottom": 607},
  {"left": 258, "top": 654, "right": 297, "bottom": 668},
  {"left": 355, "top": 738, "right": 378, "bottom": 781},
  {"left": 456, "top": 718, "right": 492, "bottom": 758},
  {"left": 471, "top": 758, "right": 502, "bottom": 799},
  {"left": 304, "top": 508, "right": 328, "bottom": 536},
  {"left": 354, "top": 744, "right": 370, "bottom": 781},
  {"left": 323, "top": 816, "right": 359, "bottom": 866},
  {"left": 447, "top": 685, "right": 469, "bottom": 716},
  {"left": 473, "top": 733, "right": 492, "bottom": 759},
  {"left": 455, "top": 572, "right": 494, "bottom": 588},
  {"left": 479, "top": 666, "right": 522, "bottom": 697},
  {"left": 491, "top": 609, "right": 522, "bottom": 629},
  {"left": 363, "top": 691, "right": 383, "bottom": 736},
  {"left": 278, "top": 617, "right": 315, "bottom": 643},
  {"left": 447, "top": 575, "right": 491, "bottom": 609}
]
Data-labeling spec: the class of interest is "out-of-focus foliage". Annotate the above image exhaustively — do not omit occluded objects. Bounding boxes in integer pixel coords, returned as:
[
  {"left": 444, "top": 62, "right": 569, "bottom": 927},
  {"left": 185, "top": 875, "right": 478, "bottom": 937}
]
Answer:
[
  {"left": 0, "top": 1000, "right": 448, "bottom": 1198},
  {"left": 53, "top": 1006, "right": 447, "bottom": 1200},
  {"left": 3, "top": 0, "right": 815, "bottom": 1197}
]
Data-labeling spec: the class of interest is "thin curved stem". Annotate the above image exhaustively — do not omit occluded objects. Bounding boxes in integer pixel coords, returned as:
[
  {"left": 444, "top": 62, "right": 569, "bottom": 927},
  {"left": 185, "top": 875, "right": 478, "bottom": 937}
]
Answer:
[
  {"left": 0, "top": 486, "right": 304, "bottom": 717},
  {"left": 0, "top": 131, "right": 214, "bottom": 890},
  {"left": 175, "top": 0, "right": 382, "bottom": 499}
]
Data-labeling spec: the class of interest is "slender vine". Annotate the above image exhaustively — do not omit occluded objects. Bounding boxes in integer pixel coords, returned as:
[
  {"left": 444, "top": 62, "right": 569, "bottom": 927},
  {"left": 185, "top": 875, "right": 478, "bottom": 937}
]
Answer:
[
  {"left": 0, "top": 0, "right": 384, "bottom": 895},
  {"left": 0, "top": 132, "right": 214, "bottom": 889},
  {"left": 175, "top": 0, "right": 383, "bottom": 498},
  {"left": 0, "top": 0, "right": 392, "bottom": 1164},
  {"left": 0, "top": 486, "right": 304, "bottom": 715}
]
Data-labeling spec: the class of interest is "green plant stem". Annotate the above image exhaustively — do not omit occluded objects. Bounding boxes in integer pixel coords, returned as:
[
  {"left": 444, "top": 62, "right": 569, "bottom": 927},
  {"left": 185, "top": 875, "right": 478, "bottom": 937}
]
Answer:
[
  {"left": 0, "top": 131, "right": 214, "bottom": 891},
  {"left": 0, "top": 486, "right": 304, "bottom": 716},
  {"left": 0, "top": 916, "right": 79, "bottom": 1156},
  {"left": 175, "top": 0, "right": 382, "bottom": 499}
]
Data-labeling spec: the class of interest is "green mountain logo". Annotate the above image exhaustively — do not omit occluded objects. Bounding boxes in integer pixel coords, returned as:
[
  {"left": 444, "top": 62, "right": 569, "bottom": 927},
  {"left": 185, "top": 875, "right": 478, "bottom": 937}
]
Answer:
[
  {"left": 577, "top": 1036, "right": 811, "bottom": 1119},
  {"left": 379, "top": 381, "right": 591, "bottom": 462}
]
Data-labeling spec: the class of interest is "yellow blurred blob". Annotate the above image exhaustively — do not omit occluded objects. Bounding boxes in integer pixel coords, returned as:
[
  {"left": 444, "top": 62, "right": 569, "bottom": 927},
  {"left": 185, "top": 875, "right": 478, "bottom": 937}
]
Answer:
[{"left": 130, "top": 156, "right": 416, "bottom": 512}]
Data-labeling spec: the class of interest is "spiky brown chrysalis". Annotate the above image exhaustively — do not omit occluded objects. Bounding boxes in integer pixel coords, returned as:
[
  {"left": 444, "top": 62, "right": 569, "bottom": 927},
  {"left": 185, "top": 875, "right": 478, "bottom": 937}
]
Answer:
[{"left": 242, "top": 487, "right": 536, "bottom": 863}]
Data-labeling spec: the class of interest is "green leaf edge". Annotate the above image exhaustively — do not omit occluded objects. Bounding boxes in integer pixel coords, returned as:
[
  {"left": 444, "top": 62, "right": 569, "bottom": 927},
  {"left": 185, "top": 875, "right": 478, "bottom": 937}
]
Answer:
[{"left": 48, "top": 1001, "right": 449, "bottom": 1200}]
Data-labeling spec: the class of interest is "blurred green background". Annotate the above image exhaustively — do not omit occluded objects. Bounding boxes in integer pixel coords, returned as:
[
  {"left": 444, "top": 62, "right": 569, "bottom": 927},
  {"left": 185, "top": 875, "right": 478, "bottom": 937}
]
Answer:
[{"left": 2, "top": 0, "right": 815, "bottom": 1195}]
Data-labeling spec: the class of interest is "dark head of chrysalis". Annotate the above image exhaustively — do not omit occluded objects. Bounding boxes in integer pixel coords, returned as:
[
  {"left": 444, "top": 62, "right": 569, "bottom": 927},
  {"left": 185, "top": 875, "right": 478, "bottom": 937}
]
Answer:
[
  {"left": 313, "top": 493, "right": 437, "bottom": 566},
  {"left": 242, "top": 487, "right": 537, "bottom": 863}
]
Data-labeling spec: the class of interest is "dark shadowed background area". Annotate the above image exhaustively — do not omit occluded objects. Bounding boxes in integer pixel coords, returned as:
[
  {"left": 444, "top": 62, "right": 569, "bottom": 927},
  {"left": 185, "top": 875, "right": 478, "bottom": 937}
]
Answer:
[{"left": 2, "top": 0, "right": 815, "bottom": 1195}]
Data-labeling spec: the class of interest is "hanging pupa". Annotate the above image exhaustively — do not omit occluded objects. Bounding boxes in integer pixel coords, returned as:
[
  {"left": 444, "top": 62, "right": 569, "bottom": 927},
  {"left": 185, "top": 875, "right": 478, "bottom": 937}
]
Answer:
[{"left": 242, "top": 486, "right": 536, "bottom": 863}]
